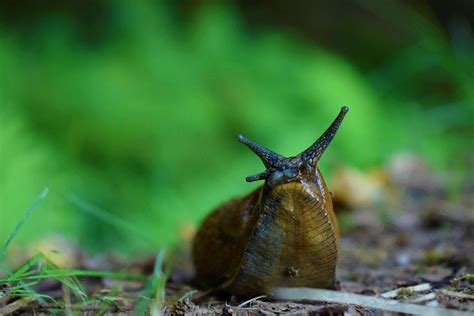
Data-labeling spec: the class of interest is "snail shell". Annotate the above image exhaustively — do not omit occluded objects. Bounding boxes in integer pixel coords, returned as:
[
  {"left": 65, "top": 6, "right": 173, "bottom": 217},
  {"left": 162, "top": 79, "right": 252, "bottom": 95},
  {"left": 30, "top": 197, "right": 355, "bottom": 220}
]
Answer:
[{"left": 192, "top": 106, "right": 348, "bottom": 297}]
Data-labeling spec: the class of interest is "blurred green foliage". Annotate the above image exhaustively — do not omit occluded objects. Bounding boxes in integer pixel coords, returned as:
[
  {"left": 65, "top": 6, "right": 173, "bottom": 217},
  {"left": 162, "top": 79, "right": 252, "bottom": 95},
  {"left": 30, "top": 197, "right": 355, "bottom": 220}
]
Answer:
[{"left": 0, "top": 1, "right": 472, "bottom": 253}]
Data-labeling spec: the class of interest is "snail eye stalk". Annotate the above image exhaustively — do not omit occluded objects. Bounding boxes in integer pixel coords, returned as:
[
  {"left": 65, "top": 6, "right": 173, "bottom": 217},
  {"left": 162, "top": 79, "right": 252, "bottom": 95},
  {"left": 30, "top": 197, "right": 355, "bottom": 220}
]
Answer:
[
  {"left": 245, "top": 171, "right": 270, "bottom": 183},
  {"left": 237, "top": 134, "right": 284, "bottom": 168},
  {"left": 299, "top": 106, "right": 349, "bottom": 163},
  {"left": 237, "top": 106, "right": 349, "bottom": 183}
]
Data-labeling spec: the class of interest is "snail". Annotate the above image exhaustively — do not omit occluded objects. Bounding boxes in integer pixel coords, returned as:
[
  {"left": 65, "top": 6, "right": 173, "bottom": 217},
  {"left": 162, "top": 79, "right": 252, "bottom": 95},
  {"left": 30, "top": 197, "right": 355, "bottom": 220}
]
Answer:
[{"left": 192, "top": 106, "right": 349, "bottom": 297}]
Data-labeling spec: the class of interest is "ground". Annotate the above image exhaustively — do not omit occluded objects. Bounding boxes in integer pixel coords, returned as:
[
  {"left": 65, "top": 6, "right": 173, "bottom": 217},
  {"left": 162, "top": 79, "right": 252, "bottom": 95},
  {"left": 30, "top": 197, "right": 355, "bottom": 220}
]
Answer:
[{"left": 1, "top": 156, "right": 473, "bottom": 315}]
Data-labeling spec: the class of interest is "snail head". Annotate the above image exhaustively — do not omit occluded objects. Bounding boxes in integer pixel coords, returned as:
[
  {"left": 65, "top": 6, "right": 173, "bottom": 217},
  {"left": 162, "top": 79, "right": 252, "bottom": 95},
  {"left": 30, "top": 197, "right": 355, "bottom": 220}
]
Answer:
[{"left": 238, "top": 106, "right": 349, "bottom": 187}]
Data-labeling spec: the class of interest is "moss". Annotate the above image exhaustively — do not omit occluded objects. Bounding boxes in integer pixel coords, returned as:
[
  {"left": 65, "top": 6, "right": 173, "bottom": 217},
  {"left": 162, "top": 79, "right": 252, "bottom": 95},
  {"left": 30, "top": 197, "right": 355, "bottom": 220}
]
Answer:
[{"left": 396, "top": 288, "right": 413, "bottom": 299}]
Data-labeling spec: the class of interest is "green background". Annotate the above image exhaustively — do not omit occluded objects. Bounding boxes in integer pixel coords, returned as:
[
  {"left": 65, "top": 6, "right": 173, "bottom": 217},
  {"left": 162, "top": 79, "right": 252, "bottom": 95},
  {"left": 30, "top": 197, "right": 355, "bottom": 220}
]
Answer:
[{"left": 1, "top": 1, "right": 472, "bottom": 254}]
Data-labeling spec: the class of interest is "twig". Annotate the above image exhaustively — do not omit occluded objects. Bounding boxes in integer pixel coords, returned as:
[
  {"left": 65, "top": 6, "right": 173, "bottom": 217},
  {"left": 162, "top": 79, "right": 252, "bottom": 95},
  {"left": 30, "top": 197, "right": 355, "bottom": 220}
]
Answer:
[
  {"left": 38, "top": 303, "right": 133, "bottom": 313},
  {"left": 438, "top": 289, "right": 474, "bottom": 300},
  {"left": 410, "top": 293, "right": 437, "bottom": 303},
  {"left": 237, "top": 295, "right": 266, "bottom": 308},
  {"left": 271, "top": 287, "right": 469, "bottom": 316},
  {"left": 0, "top": 297, "right": 36, "bottom": 314},
  {"left": 380, "top": 283, "right": 431, "bottom": 298},
  {"left": 178, "top": 289, "right": 198, "bottom": 301}
]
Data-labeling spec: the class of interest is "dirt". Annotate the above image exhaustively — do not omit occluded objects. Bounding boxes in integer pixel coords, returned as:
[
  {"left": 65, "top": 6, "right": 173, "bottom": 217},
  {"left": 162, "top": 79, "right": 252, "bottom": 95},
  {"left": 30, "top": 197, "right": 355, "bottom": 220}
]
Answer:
[{"left": 1, "top": 156, "right": 473, "bottom": 315}]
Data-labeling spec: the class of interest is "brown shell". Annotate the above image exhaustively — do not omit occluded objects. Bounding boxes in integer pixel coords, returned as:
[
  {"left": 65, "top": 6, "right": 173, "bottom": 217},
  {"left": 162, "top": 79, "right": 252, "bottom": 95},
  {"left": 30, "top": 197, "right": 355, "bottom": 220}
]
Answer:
[{"left": 192, "top": 166, "right": 339, "bottom": 297}]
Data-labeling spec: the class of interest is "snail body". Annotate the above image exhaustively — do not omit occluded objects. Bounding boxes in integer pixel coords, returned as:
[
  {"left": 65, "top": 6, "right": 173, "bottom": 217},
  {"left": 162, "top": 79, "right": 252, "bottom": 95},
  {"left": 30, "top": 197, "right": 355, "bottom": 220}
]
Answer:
[{"left": 192, "top": 107, "right": 348, "bottom": 297}]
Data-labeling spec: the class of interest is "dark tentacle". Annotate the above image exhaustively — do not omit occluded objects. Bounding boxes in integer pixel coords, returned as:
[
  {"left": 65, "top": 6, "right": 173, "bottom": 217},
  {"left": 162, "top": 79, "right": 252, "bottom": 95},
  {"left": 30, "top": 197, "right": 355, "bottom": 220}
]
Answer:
[
  {"left": 237, "top": 134, "right": 284, "bottom": 168},
  {"left": 299, "top": 106, "right": 349, "bottom": 163},
  {"left": 245, "top": 171, "right": 270, "bottom": 183}
]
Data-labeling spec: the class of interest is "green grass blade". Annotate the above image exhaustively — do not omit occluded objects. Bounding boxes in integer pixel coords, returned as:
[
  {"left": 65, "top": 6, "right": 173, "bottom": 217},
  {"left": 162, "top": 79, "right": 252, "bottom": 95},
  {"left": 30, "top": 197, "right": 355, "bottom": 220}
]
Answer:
[
  {"left": 134, "top": 248, "right": 167, "bottom": 315},
  {"left": 68, "top": 194, "right": 155, "bottom": 246},
  {"left": 1, "top": 187, "right": 49, "bottom": 259},
  {"left": 8, "top": 253, "right": 44, "bottom": 279},
  {"left": 6, "top": 269, "right": 147, "bottom": 282},
  {"left": 41, "top": 255, "right": 88, "bottom": 302}
]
